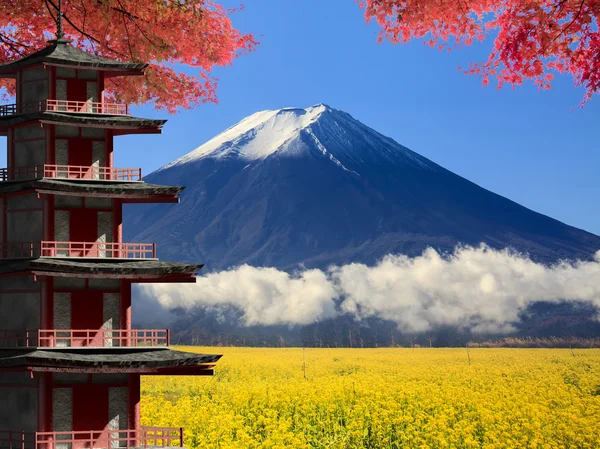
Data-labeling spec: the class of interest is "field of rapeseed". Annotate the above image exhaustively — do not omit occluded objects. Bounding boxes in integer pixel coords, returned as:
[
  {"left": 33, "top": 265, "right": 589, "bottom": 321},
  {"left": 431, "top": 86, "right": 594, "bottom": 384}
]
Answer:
[{"left": 141, "top": 347, "right": 600, "bottom": 449}]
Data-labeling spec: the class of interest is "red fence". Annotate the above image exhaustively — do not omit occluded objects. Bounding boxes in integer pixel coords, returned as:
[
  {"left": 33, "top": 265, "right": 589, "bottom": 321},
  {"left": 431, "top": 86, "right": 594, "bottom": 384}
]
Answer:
[
  {"left": 0, "top": 427, "right": 184, "bottom": 449},
  {"left": 0, "top": 165, "right": 142, "bottom": 182},
  {"left": 0, "top": 329, "right": 170, "bottom": 348},
  {"left": 0, "top": 99, "right": 129, "bottom": 117},
  {"left": 0, "top": 242, "right": 156, "bottom": 259},
  {"left": 41, "top": 241, "right": 156, "bottom": 258}
]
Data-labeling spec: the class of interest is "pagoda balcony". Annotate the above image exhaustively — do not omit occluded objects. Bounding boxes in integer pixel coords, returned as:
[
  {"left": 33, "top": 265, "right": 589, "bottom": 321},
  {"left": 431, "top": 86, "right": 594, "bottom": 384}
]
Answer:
[
  {"left": 0, "top": 164, "right": 142, "bottom": 182},
  {"left": 0, "top": 329, "right": 170, "bottom": 349},
  {"left": 0, "top": 241, "right": 156, "bottom": 259},
  {"left": 0, "top": 427, "right": 184, "bottom": 449},
  {"left": 0, "top": 99, "right": 130, "bottom": 116}
]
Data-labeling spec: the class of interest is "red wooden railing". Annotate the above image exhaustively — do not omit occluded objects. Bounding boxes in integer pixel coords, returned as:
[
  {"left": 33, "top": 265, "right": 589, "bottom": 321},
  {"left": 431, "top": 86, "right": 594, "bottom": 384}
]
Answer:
[
  {"left": 41, "top": 241, "right": 156, "bottom": 258},
  {"left": 0, "top": 99, "right": 129, "bottom": 116},
  {"left": 0, "top": 427, "right": 184, "bottom": 449},
  {"left": 0, "top": 165, "right": 142, "bottom": 182},
  {"left": 0, "top": 329, "right": 170, "bottom": 348},
  {"left": 0, "top": 242, "right": 156, "bottom": 259}
]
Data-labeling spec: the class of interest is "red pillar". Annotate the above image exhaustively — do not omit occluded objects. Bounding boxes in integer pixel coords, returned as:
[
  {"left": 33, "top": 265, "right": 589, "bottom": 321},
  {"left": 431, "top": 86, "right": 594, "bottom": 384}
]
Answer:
[
  {"left": 48, "top": 66, "right": 55, "bottom": 100},
  {"left": 113, "top": 199, "right": 122, "bottom": 245},
  {"left": 46, "top": 124, "right": 55, "bottom": 166},
  {"left": 106, "top": 130, "right": 114, "bottom": 170},
  {"left": 15, "top": 70, "right": 21, "bottom": 105},
  {"left": 37, "top": 372, "right": 52, "bottom": 432},
  {"left": 1, "top": 197, "right": 5, "bottom": 245},
  {"left": 98, "top": 73, "right": 105, "bottom": 105},
  {"left": 121, "top": 279, "right": 132, "bottom": 329},
  {"left": 8, "top": 127, "right": 14, "bottom": 176},
  {"left": 121, "top": 279, "right": 132, "bottom": 347},
  {"left": 44, "top": 194, "right": 55, "bottom": 246},
  {"left": 128, "top": 374, "right": 141, "bottom": 439},
  {"left": 41, "top": 277, "right": 54, "bottom": 330}
]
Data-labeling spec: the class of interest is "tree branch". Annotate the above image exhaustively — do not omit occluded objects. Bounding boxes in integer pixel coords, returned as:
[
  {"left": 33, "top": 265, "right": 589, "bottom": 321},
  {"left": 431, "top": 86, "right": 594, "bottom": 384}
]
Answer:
[
  {"left": 45, "top": 0, "right": 127, "bottom": 58},
  {"left": 539, "top": 0, "right": 586, "bottom": 56}
]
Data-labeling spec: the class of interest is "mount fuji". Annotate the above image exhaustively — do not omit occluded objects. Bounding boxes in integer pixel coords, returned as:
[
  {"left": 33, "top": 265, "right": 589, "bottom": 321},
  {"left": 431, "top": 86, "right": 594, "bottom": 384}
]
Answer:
[{"left": 123, "top": 104, "right": 600, "bottom": 271}]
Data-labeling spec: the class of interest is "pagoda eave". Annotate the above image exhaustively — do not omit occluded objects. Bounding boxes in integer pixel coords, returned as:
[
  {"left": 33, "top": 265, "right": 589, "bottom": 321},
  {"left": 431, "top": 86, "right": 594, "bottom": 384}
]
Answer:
[
  {"left": 42, "top": 63, "right": 146, "bottom": 77},
  {"left": 0, "top": 68, "right": 145, "bottom": 79},
  {"left": 0, "top": 41, "right": 148, "bottom": 77},
  {"left": 0, "top": 112, "right": 166, "bottom": 134},
  {"left": 0, "top": 179, "right": 184, "bottom": 202},
  {"left": 0, "top": 258, "right": 203, "bottom": 278},
  {"left": 22, "top": 366, "right": 215, "bottom": 375},
  {"left": 0, "top": 348, "right": 221, "bottom": 371},
  {"left": 0, "top": 270, "right": 198, "bottom": 283},
  {"left": 31, "top": 271, "right": 199, "bottom": 283},
  {"left": 37, "top": 190, "right": 180, "bottom": 204}
]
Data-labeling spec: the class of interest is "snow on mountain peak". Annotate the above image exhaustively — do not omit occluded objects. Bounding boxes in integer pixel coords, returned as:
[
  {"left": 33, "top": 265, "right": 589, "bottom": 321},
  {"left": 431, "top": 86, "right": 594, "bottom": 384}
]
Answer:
[
  {"left": 158, "top": 103, "right": 441, "bottom": 175},
  {"left": 162, "top": 104, "right": 332, "bottom": 169}
]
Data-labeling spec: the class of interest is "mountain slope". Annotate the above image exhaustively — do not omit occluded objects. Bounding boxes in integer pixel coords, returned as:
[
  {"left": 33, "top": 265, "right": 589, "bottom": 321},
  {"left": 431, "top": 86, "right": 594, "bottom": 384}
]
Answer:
[{"left": 124, "top": 104, "right": 600, "bottom": 271}]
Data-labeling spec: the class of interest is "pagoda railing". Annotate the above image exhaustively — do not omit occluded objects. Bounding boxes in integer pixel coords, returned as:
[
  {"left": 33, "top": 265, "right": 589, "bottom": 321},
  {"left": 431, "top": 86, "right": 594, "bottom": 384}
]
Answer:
[
  {"left": 0, "top": 99, "right": 129, "bottom": 116},
  {"left": 0, "top": 329, "right": 170, "bottom": 348},
  {"left": 0, "top": 165, "right": 142, "bottom": 182},
  {"left": 0, "top": 241, "right": 156, "bottom": 259},
  {"left": 0, "top": 427, "right": 184, "bottom": 449}
]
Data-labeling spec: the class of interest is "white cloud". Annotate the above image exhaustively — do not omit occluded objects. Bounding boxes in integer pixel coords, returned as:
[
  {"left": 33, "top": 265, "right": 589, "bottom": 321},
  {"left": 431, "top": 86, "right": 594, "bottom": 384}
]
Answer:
[
  {"left": 140, "top": 265, "right": 337, "bottom": 326},
  {"left": 140, "top": 245, "right": 600, "bottom": 333}
]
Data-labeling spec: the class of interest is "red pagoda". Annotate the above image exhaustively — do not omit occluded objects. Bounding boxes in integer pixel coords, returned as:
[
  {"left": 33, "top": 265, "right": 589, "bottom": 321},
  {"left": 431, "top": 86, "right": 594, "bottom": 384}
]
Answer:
[{"left": 0, "top": 14, "right": 220, "bottom": 449}]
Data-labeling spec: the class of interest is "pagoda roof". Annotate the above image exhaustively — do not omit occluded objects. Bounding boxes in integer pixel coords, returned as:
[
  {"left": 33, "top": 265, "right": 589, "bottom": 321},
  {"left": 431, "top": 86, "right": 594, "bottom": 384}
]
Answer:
[
  {"left": 0, "top": 40, "right": 147, "bottom": 77},
  {"left": 0, "top": 111, "right": 166, "bottom": 134},
  {"left": 0, "top": 348, "right": 220, "bottom": 374},
  {"left": 0, "top": 178, "right": 183, "bottom": 202},
  {"left": 0, "top": 258, "right": 203, "bottom": 280}
]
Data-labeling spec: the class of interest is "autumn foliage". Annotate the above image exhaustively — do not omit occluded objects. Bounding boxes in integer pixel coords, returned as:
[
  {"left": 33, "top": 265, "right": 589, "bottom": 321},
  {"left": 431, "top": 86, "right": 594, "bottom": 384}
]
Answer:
[
  {"left": 359, "top": 0, "right": 600, "bottom": 103},
  {"left": 0, "top": 0, "right": 257, "bottom": 112}
]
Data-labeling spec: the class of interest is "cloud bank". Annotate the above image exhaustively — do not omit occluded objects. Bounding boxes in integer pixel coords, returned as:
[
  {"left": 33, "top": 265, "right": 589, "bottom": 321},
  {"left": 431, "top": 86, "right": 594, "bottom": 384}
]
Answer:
[{"left": 140, "top": 246, "right": 600, "bottom": 333}]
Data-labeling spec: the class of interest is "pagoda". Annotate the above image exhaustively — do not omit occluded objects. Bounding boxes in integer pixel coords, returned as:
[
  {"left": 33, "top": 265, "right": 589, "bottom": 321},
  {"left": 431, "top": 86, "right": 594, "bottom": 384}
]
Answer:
[{"left": 0, "top": 10, "right": 219, "bottom": 449}]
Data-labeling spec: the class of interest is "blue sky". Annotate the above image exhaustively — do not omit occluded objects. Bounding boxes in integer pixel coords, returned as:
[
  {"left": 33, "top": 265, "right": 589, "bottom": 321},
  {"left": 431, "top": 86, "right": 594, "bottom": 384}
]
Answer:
[{"left": 6, "top": 0, "right": 600, "bottom": 234}]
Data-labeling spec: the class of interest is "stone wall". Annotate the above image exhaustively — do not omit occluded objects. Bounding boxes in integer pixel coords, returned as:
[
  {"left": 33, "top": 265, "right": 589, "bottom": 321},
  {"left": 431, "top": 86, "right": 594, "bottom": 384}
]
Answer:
[
  {"left": 98, "top": 211, "right": 113, "bottom": 256},
  {"left": 54, "top": 210, "right": 70, "bottom": 257},
  {"left": 103, "top": 293, "right": 121, "bottom": 347},
  {"left": 53, "top": 387, "right": 73, "bottom": 449},
  {"left": 55, "top": 138, "right": 69, "bottom": 168},
  {"left": 54, "top": 292, "right": 72, "bottom": 348},
  {"left": 108, "top": 387, "right": 128, "bottom": 443}
]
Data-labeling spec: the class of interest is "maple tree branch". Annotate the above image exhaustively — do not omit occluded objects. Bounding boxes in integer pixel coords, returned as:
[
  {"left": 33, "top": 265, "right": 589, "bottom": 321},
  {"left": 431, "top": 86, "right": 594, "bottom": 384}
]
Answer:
[
  {"left": 94, "top": 0, "right": 143, "bottom": 22},
  {"left": 44, "top": 0, "right": 58, "bottom": 26},
  {"left": 45, "top": 0, "right": 127, "bottom": 58},
  {"left": 116, "top": 0, "right": 168, "bottom": 54},
  {"left": 117, "top": 3, "right": 136, "bottom": 62},
  {"left": 0, "top": 33, "right": 27, "bottom": 56},
  {"left": 540, "top": 0, "right": 586, "bottom": 56}
]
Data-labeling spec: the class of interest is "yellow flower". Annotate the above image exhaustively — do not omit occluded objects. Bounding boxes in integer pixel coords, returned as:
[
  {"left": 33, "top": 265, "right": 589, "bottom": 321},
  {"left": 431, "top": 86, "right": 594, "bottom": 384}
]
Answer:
[{"left": 141, "top": 347, "right": 600, "bottom": 449}]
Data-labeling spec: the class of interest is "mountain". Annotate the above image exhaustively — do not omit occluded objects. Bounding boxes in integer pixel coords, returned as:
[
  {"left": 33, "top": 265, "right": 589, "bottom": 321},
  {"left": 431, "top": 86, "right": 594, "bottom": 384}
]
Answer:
[{"left": 124, "top": 104, "right": 600, "bottom": 271}]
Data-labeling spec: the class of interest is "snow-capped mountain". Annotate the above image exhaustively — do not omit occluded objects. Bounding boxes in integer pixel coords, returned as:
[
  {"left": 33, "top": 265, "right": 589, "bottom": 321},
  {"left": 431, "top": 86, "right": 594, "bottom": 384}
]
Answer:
[{"left": 124, "top": 104, "right": 600, "bottom": 271}]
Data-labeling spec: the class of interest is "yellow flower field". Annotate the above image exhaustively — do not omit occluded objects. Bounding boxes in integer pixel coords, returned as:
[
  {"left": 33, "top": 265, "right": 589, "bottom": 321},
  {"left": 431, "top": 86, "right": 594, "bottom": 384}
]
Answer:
[{"left": 141, "top": 347, "right": 600, "bottom": 449}]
